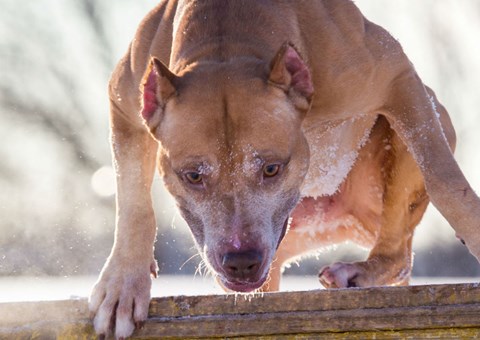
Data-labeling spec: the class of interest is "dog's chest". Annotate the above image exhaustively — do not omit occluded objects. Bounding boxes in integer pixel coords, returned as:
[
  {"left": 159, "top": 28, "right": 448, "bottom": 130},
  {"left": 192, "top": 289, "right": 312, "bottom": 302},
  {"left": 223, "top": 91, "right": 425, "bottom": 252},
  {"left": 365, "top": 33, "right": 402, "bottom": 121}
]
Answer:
[{"left": 301, "top": 115, "right": 377, "bottom": 198}]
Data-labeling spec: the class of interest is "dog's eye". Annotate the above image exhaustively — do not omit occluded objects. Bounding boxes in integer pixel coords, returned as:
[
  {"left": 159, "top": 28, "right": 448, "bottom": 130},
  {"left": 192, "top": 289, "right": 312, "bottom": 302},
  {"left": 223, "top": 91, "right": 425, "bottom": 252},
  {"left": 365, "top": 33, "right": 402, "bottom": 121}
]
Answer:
[
  {"left": 263, "top": 164, "right": 280, "bottom": 178},
  {"left": 185, "top": 172, "right": 203, "bottom": 184}
]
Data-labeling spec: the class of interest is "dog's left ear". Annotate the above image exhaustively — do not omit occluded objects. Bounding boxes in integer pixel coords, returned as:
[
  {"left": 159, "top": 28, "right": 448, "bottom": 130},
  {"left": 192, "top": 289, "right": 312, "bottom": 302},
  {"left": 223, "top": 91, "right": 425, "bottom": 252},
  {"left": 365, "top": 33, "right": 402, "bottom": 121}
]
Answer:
[
  {"left": 268, "top": 43, "right": 314, "bottom": 113},
  {"left": 140, "top": 57, "right": 178, "bottom": 134}
]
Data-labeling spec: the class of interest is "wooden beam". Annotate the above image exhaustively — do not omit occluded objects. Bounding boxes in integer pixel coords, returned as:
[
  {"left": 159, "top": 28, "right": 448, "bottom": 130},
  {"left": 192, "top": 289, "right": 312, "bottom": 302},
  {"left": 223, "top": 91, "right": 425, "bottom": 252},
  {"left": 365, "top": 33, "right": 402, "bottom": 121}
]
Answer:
[{"left": 1, "top": 283, "right": 480, "bottom": 339}]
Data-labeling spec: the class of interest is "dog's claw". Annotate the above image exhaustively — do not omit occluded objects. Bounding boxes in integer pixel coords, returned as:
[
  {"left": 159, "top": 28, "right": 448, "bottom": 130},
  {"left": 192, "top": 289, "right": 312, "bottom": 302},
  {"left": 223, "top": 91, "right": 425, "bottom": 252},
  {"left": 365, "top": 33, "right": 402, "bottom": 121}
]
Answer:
[
  {"left": 346, "top": 278, "right": 359, "bottom": 288},
  {"left": 135, "top": 321, "right": 146, "bottom": 330},
  {"left": 455, "top": 233, "right": 466, "bottom": 245},
  {"left": 150, "top": 260, "right": 159, "bottom": 278}
]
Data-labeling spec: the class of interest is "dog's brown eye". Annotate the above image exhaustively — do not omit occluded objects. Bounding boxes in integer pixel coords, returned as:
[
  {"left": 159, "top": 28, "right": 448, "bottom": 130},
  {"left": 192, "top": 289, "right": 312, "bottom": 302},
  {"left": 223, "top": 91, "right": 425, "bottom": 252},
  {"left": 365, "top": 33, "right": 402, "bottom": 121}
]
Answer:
[
  {"left": 185, "top": 172, "right": 203, "bottom": 184},
  {"left": 263, "top": 164, "right": 280, "bottom": 178}
]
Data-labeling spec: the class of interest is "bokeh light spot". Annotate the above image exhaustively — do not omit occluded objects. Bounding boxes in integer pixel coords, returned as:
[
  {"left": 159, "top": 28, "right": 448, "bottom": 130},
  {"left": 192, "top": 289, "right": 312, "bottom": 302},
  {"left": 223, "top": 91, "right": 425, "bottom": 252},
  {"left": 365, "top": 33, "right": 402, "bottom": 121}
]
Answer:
[{"left": 91, "top": 166, "right": 116, "bottom": 197}]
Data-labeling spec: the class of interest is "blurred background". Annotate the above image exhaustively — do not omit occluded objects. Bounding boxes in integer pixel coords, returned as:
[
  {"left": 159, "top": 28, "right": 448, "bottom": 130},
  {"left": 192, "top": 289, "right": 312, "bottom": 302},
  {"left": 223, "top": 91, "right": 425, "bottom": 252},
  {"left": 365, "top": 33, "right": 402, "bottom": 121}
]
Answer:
[{"left": 0, "top": 0, "right": 479, "bottom": 300}]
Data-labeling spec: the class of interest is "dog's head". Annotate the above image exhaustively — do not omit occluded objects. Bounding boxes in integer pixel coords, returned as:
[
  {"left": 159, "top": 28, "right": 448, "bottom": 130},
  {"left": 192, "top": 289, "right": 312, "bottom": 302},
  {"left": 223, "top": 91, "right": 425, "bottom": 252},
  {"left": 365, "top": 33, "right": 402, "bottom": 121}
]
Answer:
[{"left": 140, "top": 44, "right": 313, "bottom": 292}]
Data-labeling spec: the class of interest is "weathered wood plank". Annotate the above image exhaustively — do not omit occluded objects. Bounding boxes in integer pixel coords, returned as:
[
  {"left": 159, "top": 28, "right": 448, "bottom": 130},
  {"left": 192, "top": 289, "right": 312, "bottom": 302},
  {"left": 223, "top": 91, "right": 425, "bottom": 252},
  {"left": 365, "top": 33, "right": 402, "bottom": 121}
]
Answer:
[
  {"left": 147, "top": 282, "right": 480, "bottom": 317},
  {"left": 1, "top": 283, "right": 479, "bottom": 339},
  {"left": 136, "top": 303, "right": 480, "bottom": 338}
]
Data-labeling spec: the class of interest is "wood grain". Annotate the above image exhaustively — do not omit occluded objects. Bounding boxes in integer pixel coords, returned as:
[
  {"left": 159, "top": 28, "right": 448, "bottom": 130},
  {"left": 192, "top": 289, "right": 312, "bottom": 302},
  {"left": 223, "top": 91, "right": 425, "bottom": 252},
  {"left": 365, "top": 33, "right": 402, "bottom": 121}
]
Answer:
[{"left": 1, "top": 283, "right": 479, "bottom": 339}]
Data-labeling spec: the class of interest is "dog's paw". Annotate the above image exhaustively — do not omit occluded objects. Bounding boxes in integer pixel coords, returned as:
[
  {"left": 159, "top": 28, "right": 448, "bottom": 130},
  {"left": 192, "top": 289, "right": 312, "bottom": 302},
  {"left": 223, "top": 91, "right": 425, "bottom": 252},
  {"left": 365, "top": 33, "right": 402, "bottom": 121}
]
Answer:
[
  {"left": 318, "top": 262, "right": 368, "bottom": 288},
  {"left": 319, "top": 258, "right": 410, "bottom": 288},
  {"left": 89, "top": 257, "right": 158, "bottom": 339}
]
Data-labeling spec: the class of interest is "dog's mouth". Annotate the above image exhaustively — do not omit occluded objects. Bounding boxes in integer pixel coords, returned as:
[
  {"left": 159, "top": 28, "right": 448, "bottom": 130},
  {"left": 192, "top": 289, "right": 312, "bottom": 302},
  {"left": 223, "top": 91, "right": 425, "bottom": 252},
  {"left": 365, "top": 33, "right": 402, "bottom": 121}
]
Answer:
[
  {"left": 220, "top": 275, "right": 268, "bottom": 293},
  {"left": 218, "top": 218, "right": 289, "bottom": 293}
]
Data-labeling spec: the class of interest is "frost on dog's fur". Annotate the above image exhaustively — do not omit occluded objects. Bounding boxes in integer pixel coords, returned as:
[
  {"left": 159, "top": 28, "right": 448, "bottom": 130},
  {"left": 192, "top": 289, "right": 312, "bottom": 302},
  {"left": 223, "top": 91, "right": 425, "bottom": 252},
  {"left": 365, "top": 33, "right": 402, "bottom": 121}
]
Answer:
[{"left": 302, "top": 115, "right": 377, "bottom": 197}]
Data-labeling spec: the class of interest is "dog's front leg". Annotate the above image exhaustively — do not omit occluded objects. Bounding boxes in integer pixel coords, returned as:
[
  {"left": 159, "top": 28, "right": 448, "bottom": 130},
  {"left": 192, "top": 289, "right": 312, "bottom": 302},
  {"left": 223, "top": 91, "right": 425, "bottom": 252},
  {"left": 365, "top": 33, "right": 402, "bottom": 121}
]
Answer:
[
  {"left": 89, "top": 108, "right": 158, "bottom": 339},
  {"left": 383, "top": 71, "right": 480, "bottom": 261}
]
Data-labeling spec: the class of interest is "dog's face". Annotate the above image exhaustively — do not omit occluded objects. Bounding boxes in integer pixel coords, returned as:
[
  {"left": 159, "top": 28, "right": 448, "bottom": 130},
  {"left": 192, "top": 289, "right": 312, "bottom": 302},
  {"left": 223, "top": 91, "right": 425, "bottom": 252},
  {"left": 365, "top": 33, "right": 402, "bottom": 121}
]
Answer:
[{"left": 141, "top": 44, "right": 313, "bottom": 291}]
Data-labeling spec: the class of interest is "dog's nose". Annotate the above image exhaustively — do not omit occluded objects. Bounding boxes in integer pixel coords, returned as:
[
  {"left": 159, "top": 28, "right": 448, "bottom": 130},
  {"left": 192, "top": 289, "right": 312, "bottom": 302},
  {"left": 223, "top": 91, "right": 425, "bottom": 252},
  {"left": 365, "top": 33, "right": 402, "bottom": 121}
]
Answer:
[{"left": 221, "top": 250, "right": 263, "bottom": 280}]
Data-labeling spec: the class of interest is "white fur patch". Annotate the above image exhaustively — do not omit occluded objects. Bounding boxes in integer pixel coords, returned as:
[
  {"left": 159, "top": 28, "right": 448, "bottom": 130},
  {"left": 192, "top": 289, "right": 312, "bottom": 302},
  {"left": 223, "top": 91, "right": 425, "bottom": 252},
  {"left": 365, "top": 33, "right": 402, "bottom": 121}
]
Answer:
[
  {"left": 294, "top": 215, "right": 360, "bottom": 237},
  {"left": 301, "top": 115, "right": 377, "bottom": 198}
]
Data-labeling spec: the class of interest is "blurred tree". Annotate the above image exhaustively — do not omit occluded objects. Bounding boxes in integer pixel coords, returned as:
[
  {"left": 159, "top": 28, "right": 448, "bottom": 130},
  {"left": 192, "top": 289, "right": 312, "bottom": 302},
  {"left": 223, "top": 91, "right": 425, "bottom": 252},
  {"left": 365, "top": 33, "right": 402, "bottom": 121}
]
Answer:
[
  {"left": 0, "top": 0, "right": 201, "bottom": 278},
  {"left": 0, "top": 0, "right": 132, "bottom": 276},
  {"left": 0, "top": 1, "right": 109, "bottom": 275}
]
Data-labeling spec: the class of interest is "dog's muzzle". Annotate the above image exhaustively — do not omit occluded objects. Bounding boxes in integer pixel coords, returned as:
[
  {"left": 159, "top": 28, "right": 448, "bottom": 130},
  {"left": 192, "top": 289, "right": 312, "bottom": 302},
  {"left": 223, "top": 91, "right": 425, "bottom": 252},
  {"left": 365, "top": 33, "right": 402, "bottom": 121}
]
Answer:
[
  {"left": 218, "top": 217, "right": 290, "bottom": 292},
  {"left": 219, "top": 249, "right": 266, "bottom": 292}
]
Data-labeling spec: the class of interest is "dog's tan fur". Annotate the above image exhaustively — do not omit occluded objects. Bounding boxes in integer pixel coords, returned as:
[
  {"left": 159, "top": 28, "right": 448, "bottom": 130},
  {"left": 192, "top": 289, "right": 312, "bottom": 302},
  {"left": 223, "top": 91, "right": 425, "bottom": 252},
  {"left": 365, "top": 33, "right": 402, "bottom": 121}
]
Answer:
[{"left": 89, "top": 1, "right": 480, "bottom": 338}]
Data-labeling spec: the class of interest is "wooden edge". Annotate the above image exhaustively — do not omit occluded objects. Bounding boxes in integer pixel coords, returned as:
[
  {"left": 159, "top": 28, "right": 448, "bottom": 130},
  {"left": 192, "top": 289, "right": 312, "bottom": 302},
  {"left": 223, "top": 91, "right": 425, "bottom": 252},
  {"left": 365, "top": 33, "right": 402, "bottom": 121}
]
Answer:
[
  {"left": 147, "top": 282, "right": 480, "bottom": 317},
  {"left": 137, "top": 303, "right": 480, "bottom": 338},
  {"left": 0, "top": 283, "right": 479, "bottom": 339}
]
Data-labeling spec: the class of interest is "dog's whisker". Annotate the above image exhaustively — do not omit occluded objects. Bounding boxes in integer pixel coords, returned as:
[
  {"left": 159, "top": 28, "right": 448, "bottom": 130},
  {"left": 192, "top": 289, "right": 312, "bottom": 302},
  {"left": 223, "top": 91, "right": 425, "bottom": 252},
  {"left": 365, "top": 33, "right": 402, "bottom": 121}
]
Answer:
[
  {"left": 179, "top": 253, "right": 201, "bottom": 271},
  {"left": 194, "top": 262, "right": 202, "bottom": 278},
  {"left": 202, "top": 261, "right": 215, "bottom": 278},
  {"left": 170, "top": 211, "right": 178, "bottom": 230},
  {"left": 194, "top": 258, "right": 210, "bottom": 278}
]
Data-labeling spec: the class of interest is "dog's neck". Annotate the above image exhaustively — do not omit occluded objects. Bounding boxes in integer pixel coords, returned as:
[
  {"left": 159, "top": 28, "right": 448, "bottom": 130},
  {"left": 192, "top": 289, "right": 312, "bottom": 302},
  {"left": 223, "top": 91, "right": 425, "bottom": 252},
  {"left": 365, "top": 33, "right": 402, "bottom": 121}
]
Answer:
[{"left": 170, "top": 0, "right": 299, "bottom": 73}]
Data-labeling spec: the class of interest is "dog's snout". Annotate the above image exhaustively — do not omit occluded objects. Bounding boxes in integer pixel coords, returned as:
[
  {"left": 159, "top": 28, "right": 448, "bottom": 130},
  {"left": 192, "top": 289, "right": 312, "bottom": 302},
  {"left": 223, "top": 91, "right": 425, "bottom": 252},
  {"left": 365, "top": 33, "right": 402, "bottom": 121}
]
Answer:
[{"left": 221, "top": 250, "right": 263, "bottom": 280}]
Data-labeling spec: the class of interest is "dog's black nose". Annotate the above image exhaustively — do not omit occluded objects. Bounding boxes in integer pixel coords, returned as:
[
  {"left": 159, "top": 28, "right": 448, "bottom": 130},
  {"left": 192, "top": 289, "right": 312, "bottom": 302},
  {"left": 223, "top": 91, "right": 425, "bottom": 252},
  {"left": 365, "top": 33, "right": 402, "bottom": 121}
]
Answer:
[{"left": 221, "top": 250, "right": 263, "bottom": 280}]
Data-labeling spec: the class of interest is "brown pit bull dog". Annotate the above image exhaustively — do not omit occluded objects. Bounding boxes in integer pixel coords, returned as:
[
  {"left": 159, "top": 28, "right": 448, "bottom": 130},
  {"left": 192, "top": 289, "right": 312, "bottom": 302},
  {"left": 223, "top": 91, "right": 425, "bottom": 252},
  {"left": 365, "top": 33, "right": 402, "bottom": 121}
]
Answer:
[{"left": 89, "top": 0, "right": 480, "bottom": 338}]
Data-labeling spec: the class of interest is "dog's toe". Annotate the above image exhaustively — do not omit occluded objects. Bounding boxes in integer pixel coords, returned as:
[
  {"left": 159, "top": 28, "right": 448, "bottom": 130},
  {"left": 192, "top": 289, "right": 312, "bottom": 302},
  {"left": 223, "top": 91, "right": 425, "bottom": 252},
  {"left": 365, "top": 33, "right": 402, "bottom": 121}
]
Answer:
[
  {"left": 133, "top": 287, "right": 151, "bottom": 326},
  {"left": 115, "top": 297, "right": 136, "bottom": 339},
  {"left": 92, "top": 296, "right": 117, "bottom": 337}
]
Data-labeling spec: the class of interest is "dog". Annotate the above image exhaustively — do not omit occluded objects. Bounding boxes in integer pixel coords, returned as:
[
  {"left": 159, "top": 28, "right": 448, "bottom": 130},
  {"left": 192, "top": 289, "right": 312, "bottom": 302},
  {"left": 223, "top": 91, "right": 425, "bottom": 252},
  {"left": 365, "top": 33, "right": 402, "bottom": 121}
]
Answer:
[{"left": 89, "top": 0, "right": 480, "bottom": 338}]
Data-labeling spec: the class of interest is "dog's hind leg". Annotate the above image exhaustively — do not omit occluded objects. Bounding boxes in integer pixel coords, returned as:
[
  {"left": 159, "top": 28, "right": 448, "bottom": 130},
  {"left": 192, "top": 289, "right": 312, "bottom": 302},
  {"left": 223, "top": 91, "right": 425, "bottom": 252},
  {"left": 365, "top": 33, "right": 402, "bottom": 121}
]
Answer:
[
  {"left": 382, "top": 71, "right": 480, "bottom": 261},
  {"left": 319, "top": 117, "right": 431, "bottom": 288}
]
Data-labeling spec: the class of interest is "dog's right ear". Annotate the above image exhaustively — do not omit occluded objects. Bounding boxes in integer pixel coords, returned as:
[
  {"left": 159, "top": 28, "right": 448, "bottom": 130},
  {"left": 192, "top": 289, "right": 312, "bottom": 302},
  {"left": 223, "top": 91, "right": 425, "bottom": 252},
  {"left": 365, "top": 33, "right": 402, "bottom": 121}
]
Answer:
[{"left": 140, "top": 57, "right": 178, "bottom": 133}]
